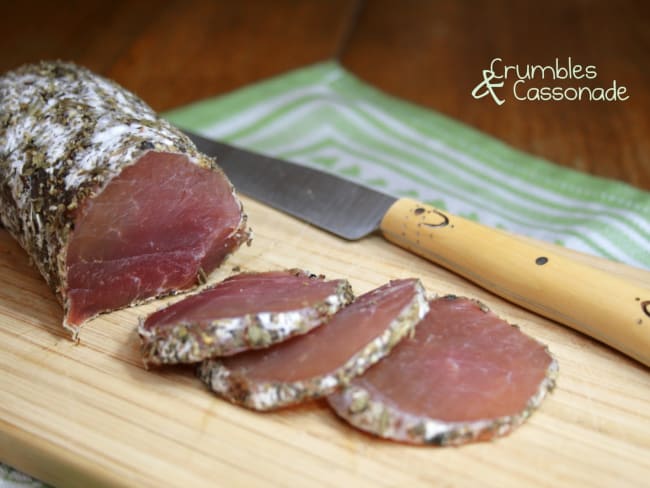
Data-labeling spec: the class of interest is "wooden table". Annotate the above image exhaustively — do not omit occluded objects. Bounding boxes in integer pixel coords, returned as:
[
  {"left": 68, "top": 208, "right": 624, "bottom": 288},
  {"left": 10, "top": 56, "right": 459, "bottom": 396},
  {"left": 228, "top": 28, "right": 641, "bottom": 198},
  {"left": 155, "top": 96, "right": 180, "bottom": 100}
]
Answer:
[{"left": 3, "top": 0, "right": 649, "bottom": 190}]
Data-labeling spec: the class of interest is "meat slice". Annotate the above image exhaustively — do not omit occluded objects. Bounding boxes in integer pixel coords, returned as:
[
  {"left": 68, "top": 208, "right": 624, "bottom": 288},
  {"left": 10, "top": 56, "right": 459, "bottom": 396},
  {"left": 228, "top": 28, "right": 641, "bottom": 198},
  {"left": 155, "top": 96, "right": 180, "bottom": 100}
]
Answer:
[
  {"left": 197, "top": 278, "right": 429, "bottom": 411},
  {"left": 327, "top": 295, "right": 558, "bottom": 445},
  {"left": 0, "top": 61, "right": 249, "bottom": 336},
  {"left": 139, "top": 270, "right": 354, "bottom": 366}
]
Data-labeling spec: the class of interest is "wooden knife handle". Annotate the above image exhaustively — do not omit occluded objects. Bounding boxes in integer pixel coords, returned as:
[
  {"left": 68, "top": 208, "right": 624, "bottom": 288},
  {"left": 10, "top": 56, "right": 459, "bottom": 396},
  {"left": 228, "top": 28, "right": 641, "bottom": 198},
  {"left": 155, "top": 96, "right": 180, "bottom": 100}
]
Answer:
[{"left": 380, "top": 197, "right": 650, "bottom": 367}]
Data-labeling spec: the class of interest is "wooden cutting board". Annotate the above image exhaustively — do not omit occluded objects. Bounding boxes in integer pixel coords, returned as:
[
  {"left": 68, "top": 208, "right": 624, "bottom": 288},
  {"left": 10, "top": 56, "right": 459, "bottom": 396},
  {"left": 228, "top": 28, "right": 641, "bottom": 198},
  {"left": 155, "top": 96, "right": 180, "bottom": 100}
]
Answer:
[{"left": 1, "top": 196, "right": 649, "bottom": 488}]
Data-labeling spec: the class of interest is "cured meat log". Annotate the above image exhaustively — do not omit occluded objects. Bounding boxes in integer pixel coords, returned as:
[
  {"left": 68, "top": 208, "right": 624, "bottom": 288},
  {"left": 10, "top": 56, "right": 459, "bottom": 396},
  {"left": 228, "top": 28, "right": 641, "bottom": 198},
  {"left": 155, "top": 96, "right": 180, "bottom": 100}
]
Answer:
[
  {"left": 197, "top": 278, "right": 429, "bottom": 411},
  {"left": 139, "top": 270, "right": 354, "bottom": 366},
  {"left": 0, "top": 61, "right": 249, "bottom": 336},
  {"left": 327, "top": 295, "right": 558, "bottom": 445}
]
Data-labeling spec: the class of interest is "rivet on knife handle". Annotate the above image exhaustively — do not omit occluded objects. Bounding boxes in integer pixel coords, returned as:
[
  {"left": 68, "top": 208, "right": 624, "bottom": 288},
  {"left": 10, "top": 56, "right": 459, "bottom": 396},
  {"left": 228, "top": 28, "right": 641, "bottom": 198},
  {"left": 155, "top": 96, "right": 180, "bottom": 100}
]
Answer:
[{"left": 380, "top": 197, "right": 650, "bottom": 367}]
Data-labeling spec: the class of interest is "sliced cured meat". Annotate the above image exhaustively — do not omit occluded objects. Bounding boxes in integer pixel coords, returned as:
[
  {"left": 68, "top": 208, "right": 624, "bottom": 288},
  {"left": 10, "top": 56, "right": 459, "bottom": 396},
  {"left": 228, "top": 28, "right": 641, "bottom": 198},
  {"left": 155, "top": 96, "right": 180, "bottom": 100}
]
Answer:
[
  {"left": 197, "top": 278, "right": 429, "bottom": 411},
  {"left": 65, "top": 152, "right": 247, "bottom": 327},
  {"left": 0, "top": 61, "right": 249, "bottom": 336},
  {"left": 327, "top": 295, "right": 558, "bottom": 445},
  {"left": 139, "top": 270, "right": 354, "bottom": 366}
]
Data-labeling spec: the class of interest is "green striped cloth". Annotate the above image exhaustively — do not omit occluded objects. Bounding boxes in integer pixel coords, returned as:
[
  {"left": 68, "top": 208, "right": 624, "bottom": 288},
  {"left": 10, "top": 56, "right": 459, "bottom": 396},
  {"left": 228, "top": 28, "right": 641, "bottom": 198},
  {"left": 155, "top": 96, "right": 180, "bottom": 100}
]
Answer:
[{"left": 166, "top": 61, "right": 649, "bottom": 270}]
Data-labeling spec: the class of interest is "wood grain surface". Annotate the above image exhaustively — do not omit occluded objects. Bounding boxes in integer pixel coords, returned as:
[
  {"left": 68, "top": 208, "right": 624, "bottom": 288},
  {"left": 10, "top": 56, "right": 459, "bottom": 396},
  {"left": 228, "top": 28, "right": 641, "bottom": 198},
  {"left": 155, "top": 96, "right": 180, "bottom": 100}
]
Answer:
[
  {"left": 2, "top": 0, "right": 649, "bottom": 189},
  {"left": 1, "top": 197, "right": 649, "bottom": 488}
]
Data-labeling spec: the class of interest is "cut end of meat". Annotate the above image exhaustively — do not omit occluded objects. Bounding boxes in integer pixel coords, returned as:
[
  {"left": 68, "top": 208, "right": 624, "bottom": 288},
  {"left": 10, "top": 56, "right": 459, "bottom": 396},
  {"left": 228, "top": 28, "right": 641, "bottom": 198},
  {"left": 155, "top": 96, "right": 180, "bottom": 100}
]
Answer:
[
  {"left": 197, "top": 278, "right": 429, "bottom": 411},
  {"left": 327, "top": 295, "right": 558, "bottom": 445},
  {"left": 138, "top": 270, "right": 354, "bottom": 366},
  {"left": 63, "top": 151, "right": 249, "bottom": 334}
]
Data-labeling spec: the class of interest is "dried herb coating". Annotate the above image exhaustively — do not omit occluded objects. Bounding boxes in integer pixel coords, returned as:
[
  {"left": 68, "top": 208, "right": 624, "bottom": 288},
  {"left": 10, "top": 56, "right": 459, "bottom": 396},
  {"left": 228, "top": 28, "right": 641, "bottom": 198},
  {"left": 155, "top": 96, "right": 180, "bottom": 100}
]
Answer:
[{"left": 0, "top": 61, "right": 249, "bottom": 335}]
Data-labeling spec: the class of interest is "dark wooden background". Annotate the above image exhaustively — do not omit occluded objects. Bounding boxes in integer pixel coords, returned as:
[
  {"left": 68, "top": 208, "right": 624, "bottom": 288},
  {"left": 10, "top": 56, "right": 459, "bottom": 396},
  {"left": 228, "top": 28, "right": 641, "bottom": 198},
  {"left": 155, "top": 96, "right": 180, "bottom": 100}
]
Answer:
[{"left": 3, "top": 0, "right": 649, "bottom": 190}]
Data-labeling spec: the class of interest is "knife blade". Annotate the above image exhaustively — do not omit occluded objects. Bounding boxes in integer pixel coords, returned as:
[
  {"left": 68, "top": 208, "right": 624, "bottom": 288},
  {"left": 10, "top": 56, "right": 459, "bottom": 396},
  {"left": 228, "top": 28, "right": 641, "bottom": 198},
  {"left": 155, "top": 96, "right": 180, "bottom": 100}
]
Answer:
[
  {"left": 188, "top": 130, "right": 396, "bottom": 240},
  {"left": 185, "top": 130, "right": 650, "bottom": 366}
]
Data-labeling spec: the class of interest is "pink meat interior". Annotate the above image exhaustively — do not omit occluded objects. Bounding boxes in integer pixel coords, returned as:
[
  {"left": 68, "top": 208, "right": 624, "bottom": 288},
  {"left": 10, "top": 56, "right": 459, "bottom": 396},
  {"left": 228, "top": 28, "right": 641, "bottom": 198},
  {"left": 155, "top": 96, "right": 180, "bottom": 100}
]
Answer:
[
  {"left": 218, "top": 279, "right": 419, "bottom": 382},
  {"left": 352, "top": 297, "right": 553, "bottom": 421},
  {"left": 143, "top": 271, "right": 344, "bottom": 330},
  {"left": 65, "top": 152, "right": 243, "bottom": 325}
]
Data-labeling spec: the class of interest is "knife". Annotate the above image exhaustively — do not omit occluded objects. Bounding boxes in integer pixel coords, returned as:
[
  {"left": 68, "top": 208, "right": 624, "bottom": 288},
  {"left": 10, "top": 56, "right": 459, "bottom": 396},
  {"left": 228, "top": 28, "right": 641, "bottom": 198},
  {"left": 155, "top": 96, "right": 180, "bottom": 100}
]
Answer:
[{"left": 185, "top": 130, "right": 650, "bottom": 367}]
